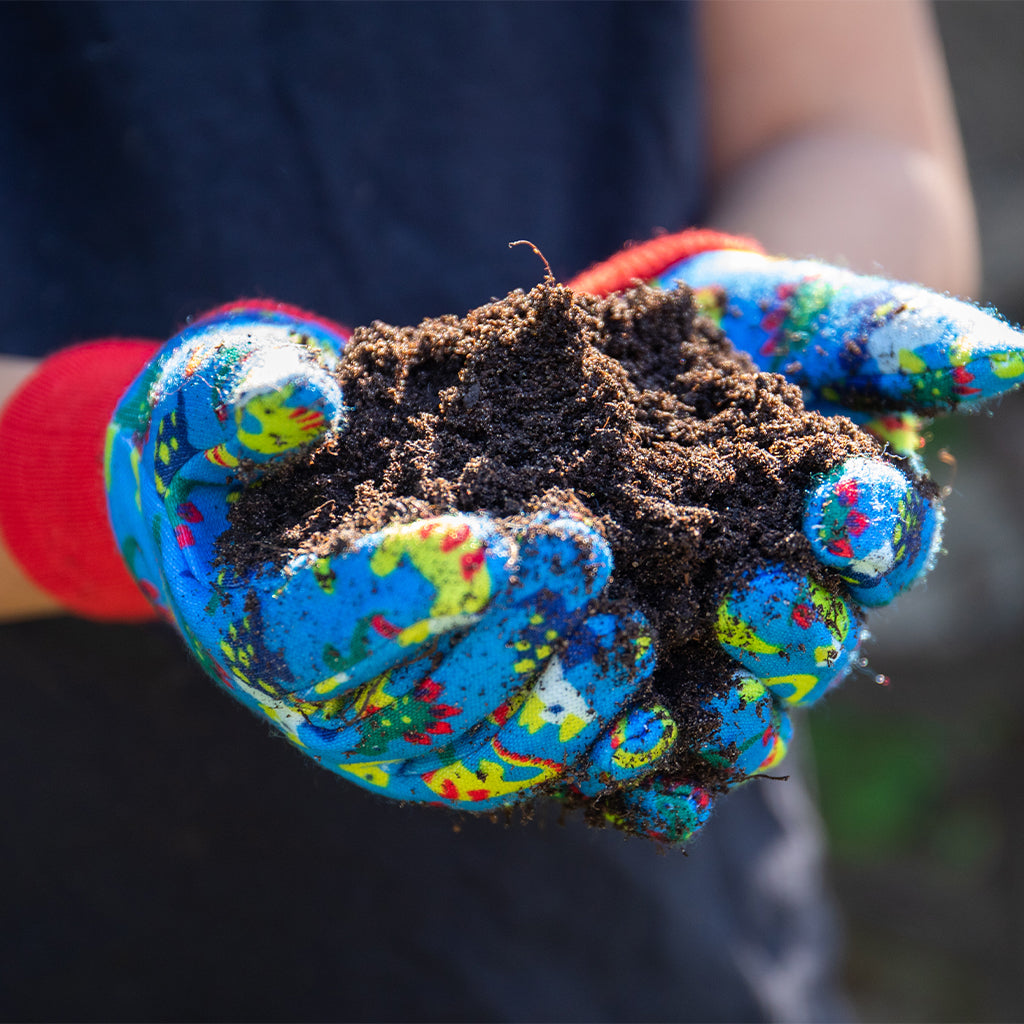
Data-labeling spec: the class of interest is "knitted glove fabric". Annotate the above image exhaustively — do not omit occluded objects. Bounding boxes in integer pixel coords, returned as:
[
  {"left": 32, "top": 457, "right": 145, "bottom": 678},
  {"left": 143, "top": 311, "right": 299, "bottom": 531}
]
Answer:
[
  {"left": 0, "top": 339, "right": 161, "bottom": 619},
  {"left": 103, "top": 302, "right": 666, "bottom": 819},
  {"left": 663, "top": 247, "right": 1024, "bottom": 417},
  {"left": 561, "top": 229, "right": 1024, "bottom": 842}
]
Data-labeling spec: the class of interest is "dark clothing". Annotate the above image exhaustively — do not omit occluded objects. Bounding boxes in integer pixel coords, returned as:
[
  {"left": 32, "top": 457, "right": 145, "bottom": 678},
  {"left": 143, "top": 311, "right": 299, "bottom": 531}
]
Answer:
[
  {"left": 0, "top": 0, "right": 704, "bottom": 351},
  {"left": 0, "top": 4, "right": 848, "bottom": 1020}
]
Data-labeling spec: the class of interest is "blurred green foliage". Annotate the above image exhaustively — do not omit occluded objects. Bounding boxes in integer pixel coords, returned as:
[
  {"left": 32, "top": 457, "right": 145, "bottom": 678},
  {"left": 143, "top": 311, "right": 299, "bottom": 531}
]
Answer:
[
  {"left": 808, "top": 707, "right": 1002, "bottom": 872},
  {"left": 808, "top": 710, "right": 947, "bottom": 862}
]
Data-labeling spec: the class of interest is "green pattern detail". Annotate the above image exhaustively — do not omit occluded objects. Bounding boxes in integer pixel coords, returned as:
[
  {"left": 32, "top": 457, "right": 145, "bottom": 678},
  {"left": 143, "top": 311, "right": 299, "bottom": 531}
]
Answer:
[
  {"left": 767, "top": 277, "right": 838, "bottom": 371},
  {"left": 322, "top": 617, "right": 373, "bottom": 676},
  {"left": 355, "top": 688, "right": 443, "bottom": 758},
  {"left": 313, "top": 558, "right": 336, "bottom": 594}
]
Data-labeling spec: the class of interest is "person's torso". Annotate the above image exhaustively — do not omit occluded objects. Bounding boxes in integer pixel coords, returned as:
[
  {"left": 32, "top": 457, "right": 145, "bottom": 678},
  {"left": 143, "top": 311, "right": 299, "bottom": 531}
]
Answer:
[
  {"left": 0, "top": 7, "right": 847, "bottom": 1021},
  {"left": 0, "top": 0, "right": 705, "bottom": 353}
]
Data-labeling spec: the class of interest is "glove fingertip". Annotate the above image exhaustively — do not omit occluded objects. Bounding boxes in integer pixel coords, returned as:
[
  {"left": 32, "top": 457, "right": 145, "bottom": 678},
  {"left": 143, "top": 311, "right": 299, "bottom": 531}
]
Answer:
[
  {"left": 716, "top": 565, "right": 861, "bottom": 707},
  {"left": 194, "top": 298, "right": 352, "bottom": 350},
  {"left": 578, "top": 703, "right": 678, "bottom": 796},
  {"left": 612, "top": 777, "right": 715, "bottom": 846},
  {"left": 804, "top": 456, "right": 943, "bottom": 607}
]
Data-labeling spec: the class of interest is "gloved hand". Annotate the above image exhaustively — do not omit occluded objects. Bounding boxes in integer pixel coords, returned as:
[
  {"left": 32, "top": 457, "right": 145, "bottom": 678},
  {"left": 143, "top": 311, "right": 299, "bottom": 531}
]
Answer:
[
  {"left": 104, "top": 301, "right": 665, "bottom": 820},
  {"left": 571, "top": 229, "right": 1024, "bottom": 454},
  {"left": 560, "top": 228, "right": 1024, "bottom": 840}
]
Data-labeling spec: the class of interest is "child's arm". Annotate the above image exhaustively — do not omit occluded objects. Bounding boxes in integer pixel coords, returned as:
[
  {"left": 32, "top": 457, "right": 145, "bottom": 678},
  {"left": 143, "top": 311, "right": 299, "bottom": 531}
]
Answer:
[
  {"left": 0, "top": 356, "right": 62, "bottom": 620},
  {"left": 701, "top": 0, "right": 979, "bottom": 296}
]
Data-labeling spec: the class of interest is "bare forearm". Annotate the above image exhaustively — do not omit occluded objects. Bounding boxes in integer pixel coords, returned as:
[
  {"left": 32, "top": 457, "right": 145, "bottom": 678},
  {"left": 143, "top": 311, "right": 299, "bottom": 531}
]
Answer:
[
  {"left": 706, "top": 129, "right": 980, "bottom": 297},
  {"left": 700, "top": 0, "right": 980, "bottom": 297},
  {"left": 0, "top": 356, "right": 64, "bottom": 620}
]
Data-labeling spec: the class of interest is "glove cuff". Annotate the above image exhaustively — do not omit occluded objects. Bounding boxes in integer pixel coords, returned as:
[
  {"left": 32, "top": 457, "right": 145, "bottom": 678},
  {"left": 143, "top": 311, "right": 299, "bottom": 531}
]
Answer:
[
  {"left": 568, "top": 228, "right": 764, "bottom": 297},
  {"left": 0, "top": 340, "right": 162, "bottom": 621}
]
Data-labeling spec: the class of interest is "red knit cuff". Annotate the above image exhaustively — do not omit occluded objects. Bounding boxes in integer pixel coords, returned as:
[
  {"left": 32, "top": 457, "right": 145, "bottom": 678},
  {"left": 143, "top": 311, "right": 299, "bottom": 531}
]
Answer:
[
  {"left": 567, "top": 228, "right": 764, "bottom": 297},
  {"left": 0, "top": 340, "right": 162, "bottom": 621}
]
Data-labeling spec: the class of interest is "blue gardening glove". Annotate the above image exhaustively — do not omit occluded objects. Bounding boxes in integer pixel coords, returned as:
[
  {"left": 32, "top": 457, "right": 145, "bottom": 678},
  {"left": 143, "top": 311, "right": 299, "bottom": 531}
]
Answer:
[
  {"left": 561, "top": 228, "right": 1024, "bottom": 843},
  {"left": 104, "top": 301, "right": 661, "bottom": 817},
  {"left": 670, "top": 249, "right": 1024, "bottom": 419},
  {"left": 105, "top": 235, "right": 1024, "bottom": 849},
  {"left": 573, "top": 229, "right": 1024, "bottom": 455}
]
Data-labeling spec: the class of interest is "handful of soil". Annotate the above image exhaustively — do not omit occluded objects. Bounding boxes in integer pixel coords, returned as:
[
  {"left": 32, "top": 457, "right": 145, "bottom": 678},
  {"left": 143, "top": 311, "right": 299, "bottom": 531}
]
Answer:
[{"left": 224, "top": 278, "right": 883, "bottom": 788}]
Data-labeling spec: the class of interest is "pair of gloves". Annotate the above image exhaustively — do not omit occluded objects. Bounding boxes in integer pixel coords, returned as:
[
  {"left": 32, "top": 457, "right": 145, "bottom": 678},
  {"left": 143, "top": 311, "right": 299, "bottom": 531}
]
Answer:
[{"left": 3, "top": 229, "right": 1022, "bottom": 845}]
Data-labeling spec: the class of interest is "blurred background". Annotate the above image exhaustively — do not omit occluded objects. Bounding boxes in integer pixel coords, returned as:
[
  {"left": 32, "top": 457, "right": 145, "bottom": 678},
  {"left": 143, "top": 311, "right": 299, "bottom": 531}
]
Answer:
[{"left": 807, "top": 3, "right": 1024, "bottom": 1019}]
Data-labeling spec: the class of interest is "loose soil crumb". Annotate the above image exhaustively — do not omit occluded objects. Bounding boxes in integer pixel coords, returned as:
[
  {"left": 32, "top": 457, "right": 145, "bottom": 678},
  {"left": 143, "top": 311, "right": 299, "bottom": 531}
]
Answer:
[{"left": 223, "top": 279, "right": 886, "bottom": 791}]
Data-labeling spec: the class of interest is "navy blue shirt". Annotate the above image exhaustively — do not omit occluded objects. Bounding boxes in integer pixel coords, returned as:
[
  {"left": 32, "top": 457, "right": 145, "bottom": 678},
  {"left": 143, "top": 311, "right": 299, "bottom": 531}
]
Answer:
[
  {"left": 0, "top": 0, "right": 705, "bottom": 352},
  {"left": 0, "top": 4, "right": 849, "bottom": 1021}
]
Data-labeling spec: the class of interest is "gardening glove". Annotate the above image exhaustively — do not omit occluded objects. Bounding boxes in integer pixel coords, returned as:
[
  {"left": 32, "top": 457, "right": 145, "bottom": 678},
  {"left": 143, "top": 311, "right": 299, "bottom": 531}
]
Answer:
[
  {"left": 101, "top": 300, "right": 662, "bottom": 813},
  {"left": 558, "top": 228, "right": 1024, "bottom": 843},
  {"left": 572, "top": 229, "right": 1024, "bottom": 454}
]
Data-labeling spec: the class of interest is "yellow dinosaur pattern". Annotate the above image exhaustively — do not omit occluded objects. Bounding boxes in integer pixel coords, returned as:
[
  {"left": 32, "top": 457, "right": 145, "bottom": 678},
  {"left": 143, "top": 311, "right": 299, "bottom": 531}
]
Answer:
[
  {"left": 369, "top": 520, "right": 492, "bottom": 645},
  {"left": 715, "top": 601, "right": 782, "bottom": 656},
  {"left": 235, "top": 383, "right": 327, "bottom": 454}
]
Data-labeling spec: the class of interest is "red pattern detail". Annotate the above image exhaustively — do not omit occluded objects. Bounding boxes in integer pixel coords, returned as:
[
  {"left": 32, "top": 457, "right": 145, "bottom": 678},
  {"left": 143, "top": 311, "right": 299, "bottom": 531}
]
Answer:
[
  {"left": 416, "top": 677, "right": 442, "bottom": 702},
  {"left": 952, "top": 365, "right": 982, "bottom": 396},
  {"left": 467, "top": 789, "right": 490, "bottom": 802},
  {"left": 460, "top": 547, "right": 485, "bottom": 580},
  {"left": 176, "top": 501, "right": 203, "bottom": 523},
  {"left": 211, "top": 659, "right": 235, "bottom": 690},
  {"left": 439, "top": 523, "right": 471, "bottom": 552},
  {"left": 847, "top": 510, "right": 870, "bottom": 537},
  {"left": 758, "top": 282, "right": 798, "bottom": 355},
  {"left": 491, "top": 735, "right": 562, "bottom": 773},
  {"left": 174, "top": 524, "right": 195, "bottom": 548},
  {"left": 792, "top": 603, "right": 813, "bottom": 629},
  {"left": 835, "top": 479, "right": 859, "bottom": 506},
  {"left": 289, "top": 408, "right": 326, "bottom": 435},
  {"left": 828, "top": 538, "right": 854, "bottom": 559},
  {"left": 371, "top": 614, "right": 401, "bottom": 639},
  {"left": 207, "top": 447, "right": 234, "bottom": 467}
]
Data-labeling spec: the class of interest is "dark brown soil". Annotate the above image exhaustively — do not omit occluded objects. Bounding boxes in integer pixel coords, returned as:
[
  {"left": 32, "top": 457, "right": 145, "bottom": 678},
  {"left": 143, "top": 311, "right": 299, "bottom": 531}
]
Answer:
[{"left": 222, "top": 279, "right": 884, "bottom": 786}]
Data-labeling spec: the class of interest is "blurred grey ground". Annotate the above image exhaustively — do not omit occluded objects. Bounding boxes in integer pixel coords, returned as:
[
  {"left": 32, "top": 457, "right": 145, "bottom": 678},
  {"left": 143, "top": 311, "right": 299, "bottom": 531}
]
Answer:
[{"left": 809, "top": 3, "right": 1024, "bottom": 1020}]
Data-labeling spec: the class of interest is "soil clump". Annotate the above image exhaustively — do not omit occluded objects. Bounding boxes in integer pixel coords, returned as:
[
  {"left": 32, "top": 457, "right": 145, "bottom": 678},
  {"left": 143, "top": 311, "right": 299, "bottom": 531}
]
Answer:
[{"left": 223, "top": 279, "right": 885, "bottom": 790}]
